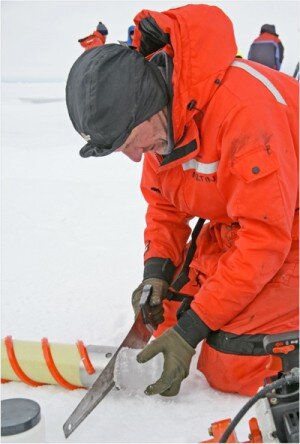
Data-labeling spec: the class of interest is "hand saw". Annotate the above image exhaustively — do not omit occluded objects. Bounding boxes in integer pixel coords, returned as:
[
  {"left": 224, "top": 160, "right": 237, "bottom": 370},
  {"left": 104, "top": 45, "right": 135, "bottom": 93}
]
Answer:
[{"left": 63, "top": 284, "right": 155, "bottom": 438}]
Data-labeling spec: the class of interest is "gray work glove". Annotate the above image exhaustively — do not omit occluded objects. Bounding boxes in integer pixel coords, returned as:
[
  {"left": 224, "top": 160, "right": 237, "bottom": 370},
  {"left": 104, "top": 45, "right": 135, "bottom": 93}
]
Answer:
[
  {"left": 131, "top": 277, "right": 169, "bottom": 325},
  {"left": 137, "top": 328, "right": 195, "bottom": 396}
]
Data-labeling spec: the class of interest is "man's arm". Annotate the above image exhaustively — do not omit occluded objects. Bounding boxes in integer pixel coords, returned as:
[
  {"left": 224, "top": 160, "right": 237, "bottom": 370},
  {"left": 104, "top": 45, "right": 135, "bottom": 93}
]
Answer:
[
  {"left": 141, "top": 153, "right": 192, "bottom": 282},
  {"left": 191, "top": 102, "right": 297, "bottom": 331}
]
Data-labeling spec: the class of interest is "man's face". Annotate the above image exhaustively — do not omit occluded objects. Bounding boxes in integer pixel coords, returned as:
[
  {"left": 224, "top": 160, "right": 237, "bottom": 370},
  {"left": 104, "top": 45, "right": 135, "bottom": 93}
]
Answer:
[{"left": 115, "top": 109, "right": 168, "bottom": 162}]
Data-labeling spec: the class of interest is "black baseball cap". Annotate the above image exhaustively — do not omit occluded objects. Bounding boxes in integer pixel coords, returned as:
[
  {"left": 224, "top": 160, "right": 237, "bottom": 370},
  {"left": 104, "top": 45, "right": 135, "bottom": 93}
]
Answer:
[{"left": 66, "top": 44, "right": 169, "bottom": 157}]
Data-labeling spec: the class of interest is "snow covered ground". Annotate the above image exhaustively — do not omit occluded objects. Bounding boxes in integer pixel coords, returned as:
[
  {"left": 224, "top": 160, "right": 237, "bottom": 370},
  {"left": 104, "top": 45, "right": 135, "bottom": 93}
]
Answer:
[
  {"left": 1, "top": 82, "right": 255, "bottom": 444},
  {"left": 1, "top": 1, "right": 299, "bottom": 442}
]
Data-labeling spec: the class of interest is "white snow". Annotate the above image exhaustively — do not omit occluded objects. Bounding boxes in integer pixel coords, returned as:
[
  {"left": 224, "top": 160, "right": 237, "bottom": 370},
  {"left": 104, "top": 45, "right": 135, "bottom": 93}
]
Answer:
[
  {"left": 2, "top": 1, "right": 299, "bottom": 443},
  {"left": 2, "top": 80, "right": 254, "bottom": 443}
]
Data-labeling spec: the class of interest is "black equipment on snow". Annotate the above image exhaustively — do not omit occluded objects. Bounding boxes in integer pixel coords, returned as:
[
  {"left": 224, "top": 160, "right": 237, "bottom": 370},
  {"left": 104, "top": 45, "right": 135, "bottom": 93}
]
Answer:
[{"left": 204, "top": 330, "right": 299, "bottom": 443}]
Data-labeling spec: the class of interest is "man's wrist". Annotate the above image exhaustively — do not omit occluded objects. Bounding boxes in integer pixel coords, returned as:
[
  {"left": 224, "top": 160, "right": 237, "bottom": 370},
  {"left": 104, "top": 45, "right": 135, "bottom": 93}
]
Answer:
[
  {"left": 143, "top": 257, "right": 176, "bottom": 284},
  {"left": 174, "top": 309, "right": 211, "bottom": 348}
]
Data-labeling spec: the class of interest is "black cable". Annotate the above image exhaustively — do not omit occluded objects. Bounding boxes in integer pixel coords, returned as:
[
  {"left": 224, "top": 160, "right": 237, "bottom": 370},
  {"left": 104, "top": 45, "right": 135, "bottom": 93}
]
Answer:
[
  {"left": 219, "top": 372, "right": 299, "bottom": 443},
  {"left": 266, "top": 389, "right": 299, "bottom": 400}
]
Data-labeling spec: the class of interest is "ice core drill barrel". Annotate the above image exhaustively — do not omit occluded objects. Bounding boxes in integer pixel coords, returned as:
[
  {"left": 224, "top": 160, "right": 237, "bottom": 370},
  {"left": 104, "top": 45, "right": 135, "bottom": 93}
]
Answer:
[{"left": 1, "top": 336, "right": 117, "bottom": 389}]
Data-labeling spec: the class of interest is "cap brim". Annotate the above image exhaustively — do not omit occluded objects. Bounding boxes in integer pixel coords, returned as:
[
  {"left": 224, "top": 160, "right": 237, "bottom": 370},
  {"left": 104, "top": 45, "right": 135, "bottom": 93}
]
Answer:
[
  {"left": 79, "top": 143, "right": 117, "bottom": 158},
  {"left": 79, "top": 130, "right": 130, "bottom": 158}
]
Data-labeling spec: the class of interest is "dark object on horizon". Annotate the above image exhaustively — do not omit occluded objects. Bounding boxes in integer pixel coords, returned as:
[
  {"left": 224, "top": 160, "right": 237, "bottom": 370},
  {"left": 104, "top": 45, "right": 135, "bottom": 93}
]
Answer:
[
  {"left": 293, "top": 62, "right": 299, "bottom": 79},
  {"left": 248, "top": 24, "right": 284, "bottom": 70}
]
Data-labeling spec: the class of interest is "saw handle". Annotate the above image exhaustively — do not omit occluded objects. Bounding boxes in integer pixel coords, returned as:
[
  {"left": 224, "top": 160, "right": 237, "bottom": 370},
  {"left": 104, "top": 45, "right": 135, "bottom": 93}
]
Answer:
[{"left": 139, "top": 284, "right": 157, "bottom": 330}]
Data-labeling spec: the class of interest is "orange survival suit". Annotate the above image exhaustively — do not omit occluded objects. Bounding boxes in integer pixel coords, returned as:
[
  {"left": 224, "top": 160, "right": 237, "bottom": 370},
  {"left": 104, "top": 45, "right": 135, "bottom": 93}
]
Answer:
[
  {"left": 133, "top": 5, "right": 299, "bottom": 396},
  {"left": 78, "top": 31, "right": 106, "bottom": 51}
]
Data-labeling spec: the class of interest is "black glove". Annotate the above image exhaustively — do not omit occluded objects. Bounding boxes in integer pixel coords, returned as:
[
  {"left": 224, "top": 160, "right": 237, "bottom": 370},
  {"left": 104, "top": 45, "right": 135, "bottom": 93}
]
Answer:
[
  {"left": 131, "top": 278, "right": 169, "bottom": 325},
  {"left": 132, "top": 257, "right": 176, "bottom": 325}
]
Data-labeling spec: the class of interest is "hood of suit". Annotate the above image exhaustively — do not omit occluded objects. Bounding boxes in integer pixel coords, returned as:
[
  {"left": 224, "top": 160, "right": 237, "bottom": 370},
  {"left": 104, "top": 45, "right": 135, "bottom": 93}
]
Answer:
[{"left": 133, "top": 4, "right": 237, "bottom": 153}]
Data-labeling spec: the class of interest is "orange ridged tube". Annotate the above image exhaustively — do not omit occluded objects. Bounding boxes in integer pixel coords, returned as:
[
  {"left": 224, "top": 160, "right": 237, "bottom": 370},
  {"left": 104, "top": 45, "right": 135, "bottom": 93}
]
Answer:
[
  {"left": 4, "top": 336, "right": 45, "bottom": 387},
  {"left": 2, "top": 337, "right": 97, "bottom": 389},
  {"left": 76, "top": 340, "right": 95, "bottom": 375},
  {"left": 41, "top": 338, "right": 81, "bottom": 390}
]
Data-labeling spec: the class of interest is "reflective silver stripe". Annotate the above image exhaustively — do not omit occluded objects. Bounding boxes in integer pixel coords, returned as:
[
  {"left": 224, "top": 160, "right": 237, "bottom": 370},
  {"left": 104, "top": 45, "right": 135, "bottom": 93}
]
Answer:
[
  {"left": 182, "top": 159, "right": 219, "bottom": 174},
  {"left": 231, "top": 60, "right": 287, "bottom": 105}
]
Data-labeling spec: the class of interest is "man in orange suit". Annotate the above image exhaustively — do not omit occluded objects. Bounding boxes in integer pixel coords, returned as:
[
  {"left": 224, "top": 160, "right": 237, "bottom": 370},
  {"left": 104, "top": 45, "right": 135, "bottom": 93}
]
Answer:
[
  {"left": 78, "top": 21, "right": 108, "bottom": 50},
  {"left": 66, "top": 5, "right": 299, "bottom": 397}
]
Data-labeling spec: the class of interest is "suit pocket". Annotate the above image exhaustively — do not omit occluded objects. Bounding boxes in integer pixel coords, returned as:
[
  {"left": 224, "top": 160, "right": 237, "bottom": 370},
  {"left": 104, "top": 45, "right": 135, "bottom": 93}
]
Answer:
[
  {"left": 229, "top": 146, "right": 285, "bottom": 223},
  {"left": 230, "top": 146, "right": 279, "bottom": 182}
]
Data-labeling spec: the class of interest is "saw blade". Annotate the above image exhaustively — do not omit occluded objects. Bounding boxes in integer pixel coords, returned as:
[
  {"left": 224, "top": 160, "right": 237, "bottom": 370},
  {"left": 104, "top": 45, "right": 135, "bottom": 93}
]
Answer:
[{"left": 63, "top": 311, "right": 153, "bottom": 438}]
